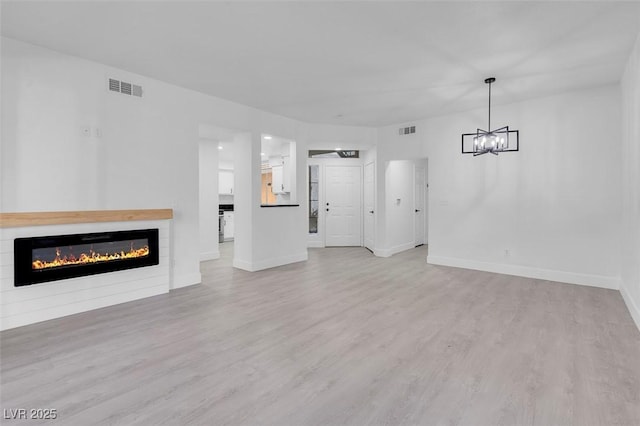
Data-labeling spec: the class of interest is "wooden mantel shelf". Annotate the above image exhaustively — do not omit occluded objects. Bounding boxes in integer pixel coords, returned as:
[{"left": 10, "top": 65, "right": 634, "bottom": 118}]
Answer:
[{"left": 0, "top": 209, "right": 173, "bottom": 228}]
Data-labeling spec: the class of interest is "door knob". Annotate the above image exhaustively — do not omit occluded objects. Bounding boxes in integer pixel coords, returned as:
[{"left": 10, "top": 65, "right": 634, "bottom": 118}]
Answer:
[
  {"left": 326, "top": 202, "right": 329, "bottom": 206},
  {"left": 369, "top": 210, "right": 374, "bottom": 214},
  {"left": 415, "top": 209, "right": 421, "bottom": 212},
  {"left": 326, "top": 208, "right": 330, "bottom": 212}
]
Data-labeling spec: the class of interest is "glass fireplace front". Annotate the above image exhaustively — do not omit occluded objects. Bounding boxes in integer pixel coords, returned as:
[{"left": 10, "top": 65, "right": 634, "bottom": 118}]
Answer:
[{"left": 14, "top": 229, "right": 159, "bottom": 286}]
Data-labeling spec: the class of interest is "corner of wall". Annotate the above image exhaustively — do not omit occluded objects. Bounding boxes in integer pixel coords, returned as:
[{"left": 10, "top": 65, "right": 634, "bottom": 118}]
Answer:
[
  {"left": 235, "top": 251, "right": 308, "bottom": 272},
  {"left": 171, "top": 272, "right": 201, "bottom": 289},
  {"left": 200, "top": 251, "right": 221, "bottom": 261},
  {"left": 619, "top": 29, "right": 640, "bottom": 333},
  {"left": 621, "top": 285, "right": 640, "bottom": 332},
  {"left": 375, "top": 242, "right": 416, "bottom": 258}
]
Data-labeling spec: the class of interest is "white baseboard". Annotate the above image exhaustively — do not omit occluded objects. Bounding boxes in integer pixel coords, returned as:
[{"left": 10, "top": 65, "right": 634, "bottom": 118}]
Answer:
[
  {"left": 307, "top": 241, "right": 324, "bottom": 248},
  {"left": 171, "top": 272, "right": 201, "bottom": 289},
  {"left": 374, "top": 248, "right": 391, "bottom": 257},
  {"left": 375, "top": 242, "right": 416, "bottom": 258},
  {"left": 427, "top": 255, "right": 621, "bottom": 290},
  {"left": 233, "top": 252, "right": 308, "bottom": 272},
  {"left": 232, "top": 257, "right": 252, "bottom": 271},
  {"left": 621, "top": 284, "right": 640, "bottom": 332},
  {"left": 200, "top": 251, "right": 220, "bottom": 261}
]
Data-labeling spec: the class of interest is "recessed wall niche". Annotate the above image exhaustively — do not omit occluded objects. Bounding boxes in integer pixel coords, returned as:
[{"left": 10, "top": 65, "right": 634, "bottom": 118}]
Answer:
[{"left": 260, "top": 135, "right": 297, "bottom": 206}]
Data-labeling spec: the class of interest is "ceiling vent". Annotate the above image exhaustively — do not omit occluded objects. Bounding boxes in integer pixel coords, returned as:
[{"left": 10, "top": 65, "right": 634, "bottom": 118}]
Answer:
[
  {"left": 108, "top": 78, "right": 143, "bottom": 97},
  {"left": 399, "top": 126, "right": 416, "bottom": 135}
]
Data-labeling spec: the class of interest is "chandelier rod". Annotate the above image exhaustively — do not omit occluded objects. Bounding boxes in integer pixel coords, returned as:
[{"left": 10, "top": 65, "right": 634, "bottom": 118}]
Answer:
[
  {"left": 485, "top": 77, "right": 495, "bottom": 131},
  {"left": 488, "top": 80, "right": 491, "bottom": 131}
]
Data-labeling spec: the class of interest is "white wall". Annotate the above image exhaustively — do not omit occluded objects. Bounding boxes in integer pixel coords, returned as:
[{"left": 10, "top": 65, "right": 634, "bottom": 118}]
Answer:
[
  {"left": 383, "top": 160, "right": 415, "bottom": 256},
  {"left": 304, "top": 123, "right": 377, "bottom": 150},
  {"left": 373, "top": 123, "right": 427, "bottom": 256},
  {"left": 620, "top": 33, "right": 640, "bottom": 329},
  {"left": 232, "top": 133, "right": 254, "bottom": 269},
  {"left": 199, "top": 139, "right": 220, "bottom": 261},
  {"left": 1, "top": 37, "right": 377, "bottom": 289},
  {"left": 372, "top": 158, "right": 427, "bottom": 257},
  {"left": 1, "top": 38, "right": 202, "bottom": 288},
  {"left": 1, "top": 38, "right": 104, "bottom": 212},
  {"left": 422, "top": 86, "right": 622, "bottom": 289}
]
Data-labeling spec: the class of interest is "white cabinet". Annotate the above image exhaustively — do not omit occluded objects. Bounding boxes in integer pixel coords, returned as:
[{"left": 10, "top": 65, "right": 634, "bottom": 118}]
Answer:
[
  {"left": 223, "top": 211, "right": 234, "bottom": 240},
  {"left": 282, "top": 156, "right": 291, "bottom": 193},
  {"left": 218, "top": 170, "right": 234, "bottom": 195},
  {"left": 271, "top": 156, "right": 291, "bottom": 195},
  {"left": 272, "top": 165, "right": 284, "bottom": 194}
]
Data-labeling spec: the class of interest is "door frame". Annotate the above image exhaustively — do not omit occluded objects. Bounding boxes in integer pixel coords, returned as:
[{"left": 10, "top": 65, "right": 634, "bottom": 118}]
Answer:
[
  {"left": 307, "top": 158, "right": 364, "bottom": 248},
  {"left": 363, "top": 161, "right": 376, "bottom": 252},
  {"left": 413, "top": 161, "right": 428, "bottom": 247}
]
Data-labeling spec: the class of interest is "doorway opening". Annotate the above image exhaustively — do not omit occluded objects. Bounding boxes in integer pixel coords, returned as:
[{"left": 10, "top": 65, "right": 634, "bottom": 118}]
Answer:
[
  {"left": 307, "top": 149, "right": 369, "bottom": 248},
  {"left": 198, "top": 125, "right": 244, "bottom": 269}
]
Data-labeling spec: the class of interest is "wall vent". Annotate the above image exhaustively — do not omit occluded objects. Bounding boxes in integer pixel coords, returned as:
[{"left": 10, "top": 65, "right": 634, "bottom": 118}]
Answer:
[
  {"left": 120, "top": 81, "right": 132, "bottom": 95},
  {"left": 108, "top": 78, "right": 143, "bottom": 97},
  {"left": 398, "top": 126, "right": 416, "bottom": 135},
  {"left": 108, "top": 78, "right": 120, "bottom": 92}
]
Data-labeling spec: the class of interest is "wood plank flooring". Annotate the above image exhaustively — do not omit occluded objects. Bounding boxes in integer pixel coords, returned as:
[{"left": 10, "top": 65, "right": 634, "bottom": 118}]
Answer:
[{"left": 1, "top": 244, "right": 639, "bottom": 425}]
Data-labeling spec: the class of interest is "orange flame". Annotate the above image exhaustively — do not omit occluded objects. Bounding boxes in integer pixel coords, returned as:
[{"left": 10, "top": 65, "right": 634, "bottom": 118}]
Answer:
[{"left": 32, "top": 246, "right": 150, "bottom": 270}]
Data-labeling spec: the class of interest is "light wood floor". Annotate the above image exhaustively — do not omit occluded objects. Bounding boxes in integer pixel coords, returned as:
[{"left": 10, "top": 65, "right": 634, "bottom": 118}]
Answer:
[{"left": 1, "top": 244, "right": 640, "bottom": 425}]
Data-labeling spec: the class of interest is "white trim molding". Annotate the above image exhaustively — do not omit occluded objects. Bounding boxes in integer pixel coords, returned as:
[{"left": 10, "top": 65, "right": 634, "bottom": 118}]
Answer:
[
  {"left": 375, "top": 242, "right": 416, "bottom": 258},
  {"left": 621, "top": 285, "right": 640, "bottom": 332},
  {"left": 200, "top": 251, "right": 220, "bottom": 261},
  {"left": 427, "top": 255, "right": 621, "bottom": 290},
  {"left": 233, "top": 252, "right": 308, "bottom": 272},
  {"left": 171, "top": 272, "right": 201, "bottom": 289}
]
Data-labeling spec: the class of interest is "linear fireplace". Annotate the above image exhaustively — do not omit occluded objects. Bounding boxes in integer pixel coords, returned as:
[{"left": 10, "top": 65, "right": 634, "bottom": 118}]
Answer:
[{"left": 14, "top": 229, "right": 159, "bottom": 286}]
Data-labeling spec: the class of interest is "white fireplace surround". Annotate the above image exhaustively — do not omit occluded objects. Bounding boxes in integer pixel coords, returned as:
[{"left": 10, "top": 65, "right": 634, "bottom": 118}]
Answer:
[{"left": 0, "top": 211, "right": 172, "bottom": 330}]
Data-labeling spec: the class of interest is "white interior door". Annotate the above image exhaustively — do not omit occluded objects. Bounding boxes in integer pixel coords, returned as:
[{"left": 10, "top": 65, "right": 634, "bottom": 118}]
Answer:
[
  {"left": 325, "top": 165, "right": 362, "bottom": 246},
  {"left": 414, "top": 166, "right": 426, "bottom": 246},
  {"left": 363, "top": 162, "right": 375, "bottom": 252}
]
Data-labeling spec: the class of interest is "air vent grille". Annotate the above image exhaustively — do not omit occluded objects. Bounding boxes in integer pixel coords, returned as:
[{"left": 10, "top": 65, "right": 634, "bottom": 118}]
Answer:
[
  {"left": 107, "top": 78, "right": 143, "bottom": 98},
  {"left": 108, "top": 78, "right": 120, "bottom": 92},
  {"left": 120, "top": 81, "right": 132, "bottom": 95},
  {"left": 399, "top": 126, "right": 416, "bottom": 135}
]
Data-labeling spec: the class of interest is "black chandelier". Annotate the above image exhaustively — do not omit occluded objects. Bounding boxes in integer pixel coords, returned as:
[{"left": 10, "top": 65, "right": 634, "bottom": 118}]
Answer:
[{"left": 462, "top": 77, "right": 519, "bottom": 156}]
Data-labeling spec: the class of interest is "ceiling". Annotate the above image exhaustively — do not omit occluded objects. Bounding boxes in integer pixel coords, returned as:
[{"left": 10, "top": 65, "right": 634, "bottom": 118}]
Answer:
[{"left": 2, "top": 1, "right": 640, "bottom": 127}]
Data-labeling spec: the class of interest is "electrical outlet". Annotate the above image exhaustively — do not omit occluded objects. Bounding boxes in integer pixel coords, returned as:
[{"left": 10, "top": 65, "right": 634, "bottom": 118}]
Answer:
[
  {"left": 504, "top": 249, "right": 510, "bottom": 258},
  {"left": 80, "top": 126, "right": 91, "bottom": 137}
]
